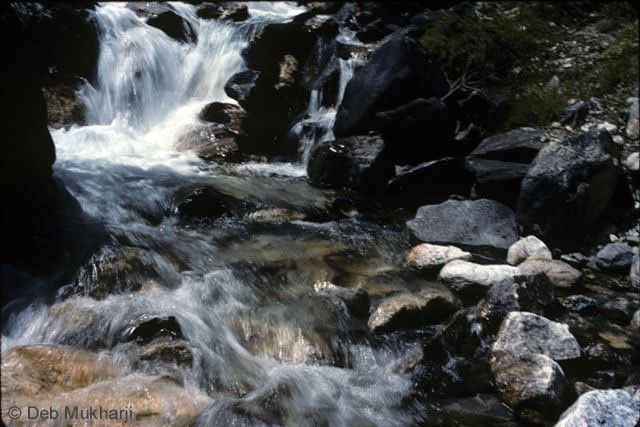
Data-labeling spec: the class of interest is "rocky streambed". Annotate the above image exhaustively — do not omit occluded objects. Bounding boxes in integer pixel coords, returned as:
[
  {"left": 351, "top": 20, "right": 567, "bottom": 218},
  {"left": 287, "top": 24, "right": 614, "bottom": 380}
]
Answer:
[{"left": 1, "top": 2, "right": 639, "bottom": 427}]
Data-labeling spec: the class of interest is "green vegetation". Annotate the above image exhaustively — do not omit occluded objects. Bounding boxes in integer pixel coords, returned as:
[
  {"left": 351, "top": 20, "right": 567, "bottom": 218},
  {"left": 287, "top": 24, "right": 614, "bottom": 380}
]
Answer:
[{"left": 420, "top": 1, "right": 639, "bottom": 129}]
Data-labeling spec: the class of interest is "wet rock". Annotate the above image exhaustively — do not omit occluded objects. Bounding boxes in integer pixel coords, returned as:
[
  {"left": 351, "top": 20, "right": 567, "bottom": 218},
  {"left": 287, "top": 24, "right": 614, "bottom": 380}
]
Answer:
[
  {"left": 307, "top": 134, "right": 394, "bottom": 194},
  {"left": 492, "top": 312, "right": 581, "bottom": 362},
  {"left": 481, "top": 274, "right": 556, "bottom": 327},
  {"left": 633, "top": 254, "right": 640, "bottom": 288},
  {"left": 624, "top": 152, "right": 639, "bottom": 172},
  {"left": 385, "top": 157, "right": 473, "bottom": 206},
  {"left": 138, "top": 338, "right": 193, "bottom": 367},
  {"left": 438, "top": 260, "right": 519, "bottom": 303},
  {"left": 147, "top": 10, "right": 197, "bottom": 44},
  {"left": 224, "top": 3, "right": 249, "bottom": 22},
  {"left": 43, "top": 82, "right": 86, "bottom": 128},
  {"left": 560, "top": 101, "right": 589, "bottom": 127},
  {"left": 175, "top": 124, "right": 241, "bottom": 163},
  {"left": 122, "top": 315, "right": 183, "bottom": 344},
  {"left": 555, "top": 389, "right": 640, "bottom": 427},
  {"left": 631, "top": 310, "right": 640, "bottom": 330},
  {"left": 627, "top": 97, "right": 639, "bottom": 140},
  {"left": 465, "top": 158, "right": 530, "bottom": 208},
  {"left": 1, "top": 345, "right": 120, "bottom": 400},
  {"left": 429, "top": 393, "right": 518, "bottom": 427},
  {"left": 198, "top": 102, "right": 245, "bottom": 133},
  {"left": 74, "top": 246, "right": 159, "bottom": 299},
  {"left": 469, "top": 128, "right": 545, "bottom": 163},
  {"left": 507, "top": 236, "right": 552, "bottom": 265},
  {"left": 593, "top": 242, "right": 635, "bottom": 273},
  {"left": 173, "top": 185, "right": 248, "bottom": 220},
  {"left": 231, "top": 298, "right": 346, "bottom": 367},
  {"left": 334, "top": 33, "right": 449, "bottom": 137},
  {"left": 245, "top": 208, "right": 306, "bottom": 224},
  {"left": 407, "top": 199, "right": 519, "bottom": 250},
  {"left": 517, "top": 130, "right": 620, "bottom": 249},
  {"left": 517, "top": 258, "right": 582, "bottom": 289},
  {"left": 224, "top": 70, "right": 260, "bottom": 105},
  {"left": 406, "top": 243, "right": 472, "bottom": 271},
  {"left": 490, "top": 353, "right": 568, "bottom": 424},
  {"left": 368, "top": 287, "right": 460, "bottom": 333},
  {"left": 314, "top": 281, "right": 370, "bottom": 319},
  {"left": 236, "top": 20, "right": 317, "bottom": 157},
  {"left": 375, "top": 98, "right": 458, "bottom": 164}
]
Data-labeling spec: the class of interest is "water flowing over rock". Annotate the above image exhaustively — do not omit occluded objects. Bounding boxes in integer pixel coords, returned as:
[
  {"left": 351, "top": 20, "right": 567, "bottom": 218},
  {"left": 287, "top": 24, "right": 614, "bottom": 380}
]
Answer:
[
  {"left": 438, "top": 260, "right": 519, "bottom": 302},
  {"left": 517, "top": 129, "right": 620, "bottom": 249},
  {"left": 147, "top": 10, "right": 197, "bottom": 43},
  {"left": 334, "top": 33, "right": 449, "bottom": 137},
  {"left": 492, "top": 312, "right": 581, "bottom": 362},
  {"left": 555, "top": 389, "right": 640, "bottom": 427},
  {"left": 407, "top": 199, "right": 519, "bottom": 250},
  {"left": 507, "top": 236, "right": 553, "bottom": 265},
  {"left": 632, "top": 253, "right": 640, "bottom": 288},
  {"left": 406, "top": 243, "right": 472, "bottom": 270}
]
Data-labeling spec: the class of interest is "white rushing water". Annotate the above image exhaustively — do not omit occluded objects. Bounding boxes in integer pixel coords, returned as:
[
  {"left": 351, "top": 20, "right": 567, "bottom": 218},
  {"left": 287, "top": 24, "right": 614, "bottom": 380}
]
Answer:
[{"left": 3, "top": 3, "right": 415, "bottom": 426}]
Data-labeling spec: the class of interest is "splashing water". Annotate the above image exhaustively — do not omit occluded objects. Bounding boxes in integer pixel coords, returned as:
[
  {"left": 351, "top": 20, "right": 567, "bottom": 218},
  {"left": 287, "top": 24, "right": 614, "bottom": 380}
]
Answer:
[{"left": 2, "top": 3, "right": 417, "bottom": 426}]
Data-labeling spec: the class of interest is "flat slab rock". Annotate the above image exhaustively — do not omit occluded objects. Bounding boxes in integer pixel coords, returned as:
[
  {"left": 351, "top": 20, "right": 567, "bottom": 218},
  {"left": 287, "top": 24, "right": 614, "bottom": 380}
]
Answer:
[
  {"left": 492, "top": 312, "right": 581, "bottom": 362},
  {"left": 555, "top": 389, "right": 640, "bottom": 427},
  {"left": 406, "top": 243, "right": 472, "bottom": 270},
  {"left": 407, "top": 199, "right": 518, "bottom": 250}
]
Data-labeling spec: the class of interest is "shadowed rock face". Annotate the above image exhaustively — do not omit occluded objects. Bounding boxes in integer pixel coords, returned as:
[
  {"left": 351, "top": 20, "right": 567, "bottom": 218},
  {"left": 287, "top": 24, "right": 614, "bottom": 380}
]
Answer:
[
  {"left": 334, "top": 33, "right": 449, "bottom": 138},
  {"left": 517, "top": 129, "right": 620, "bottom": 249}
]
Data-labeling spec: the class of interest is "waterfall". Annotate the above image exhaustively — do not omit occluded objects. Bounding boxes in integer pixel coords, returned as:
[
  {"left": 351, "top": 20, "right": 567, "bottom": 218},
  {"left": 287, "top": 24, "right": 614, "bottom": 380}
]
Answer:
[
  {"left": 295, "top": 31, "right": 365, "bottom": 165},
  {"left": 2, "top": 3, "right": 416, "bottom": 426}
]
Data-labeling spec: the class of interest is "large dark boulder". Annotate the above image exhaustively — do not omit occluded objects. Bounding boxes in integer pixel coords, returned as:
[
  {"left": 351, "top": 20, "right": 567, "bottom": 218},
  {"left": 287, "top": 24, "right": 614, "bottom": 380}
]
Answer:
[
  {"left": 465, "top": 159, "right": 530, "bottom": 208},
  {"left": 334, "top": 33, "right": 449, "bottom": 138},
  {"left": 375, "top": 97, "right": 458, "bottom": 164},
  {"left": 469, "top": 128, "right": 545, "bottom": 163},
  {"left": 407, "top": 199, "right": 519, "bottom": 250},
  {"left": 224, "top": 21, "right": 319, "bottom": 157},
  {"left": 147, "top": 10, "right": 197, "bottom": 44},
  {"left": 385, "top": 157, "right": 472, "bottom": 207},
  {"left": 306, "top": 134, "right": 394, "bottom": 194},
  {"left": 517, "top": 130, "right": 620, "bottom": 249}
]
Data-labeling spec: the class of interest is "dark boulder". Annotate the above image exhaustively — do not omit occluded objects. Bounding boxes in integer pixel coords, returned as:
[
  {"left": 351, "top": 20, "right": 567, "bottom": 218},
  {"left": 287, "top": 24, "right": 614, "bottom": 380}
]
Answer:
[
  {"left": 198, "top": 102, "right": 245, "bottom": 133},
  {"left": 224, "top": 70, "right": 259, "bottom": 106},
  {"left": 175, "top": 125, "right": 241, "bottom": 163},
  {"left": 407, "top": 199, "right": 519, "bottom": 250},
  {"left": 385, "top": 158, "right": 472, "bottom": 207},
  {"left": 469, "top": 128, "right": 545, "bottom": 163},
  {"left": 42, "top": 82, "right": 86, "bottom": 129},
  {"left": 229, "top": 21, "right": 319, "bottom": 157},
  {"left": 560, "top": 101, "right": 589, "bottom": 127},
  {"left": 334, "top": 33, "right": 449, "bottom": 138},
  {"left": 593, "top": 242, "right": 635, "bottom": 273},
  {"left": 517, "top": 130, "right": 620, "bottom": 249},
  {"left": 465, "top": 158, "right": 530, "bottom": 208},
  {"left": 173, "top": 185, "right": 249, "bottom": 220},
  {"left": 375, "top": 97, "right": 458, "bottom": 164},
  {"left": 147, "top": 10, "right": 197, "bottom": 44},
  {"left": 306, "top": 134, "right": 394, "bottom": 194},
  {"left": 122, "top": 315, "right": 183, "bottom": 345}
]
